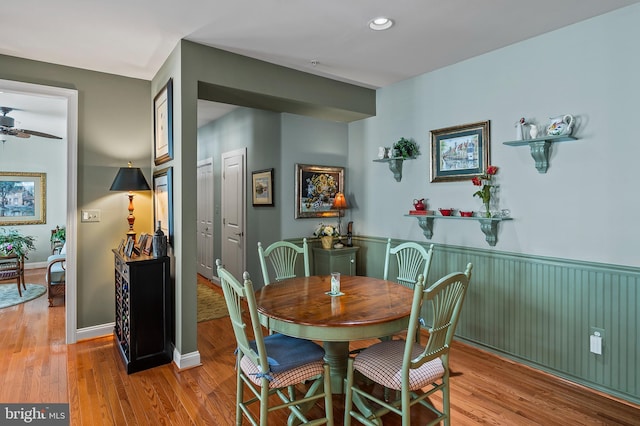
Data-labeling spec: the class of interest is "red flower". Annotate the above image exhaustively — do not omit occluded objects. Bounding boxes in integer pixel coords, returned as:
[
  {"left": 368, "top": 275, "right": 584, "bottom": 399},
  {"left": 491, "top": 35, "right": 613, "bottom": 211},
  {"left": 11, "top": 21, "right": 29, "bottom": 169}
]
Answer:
[
  {"left": 472, "top": 176, "right": 482, "bottom": 186},
  {"left": 486, "top": 165, "right": 498, "bottom": 175}
]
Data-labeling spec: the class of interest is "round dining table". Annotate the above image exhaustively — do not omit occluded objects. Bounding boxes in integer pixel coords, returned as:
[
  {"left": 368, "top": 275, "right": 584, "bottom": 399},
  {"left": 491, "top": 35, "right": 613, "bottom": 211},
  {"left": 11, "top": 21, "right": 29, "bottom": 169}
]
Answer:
[{"left": 255, "top": 274, "right": 415, "bottom": 393}]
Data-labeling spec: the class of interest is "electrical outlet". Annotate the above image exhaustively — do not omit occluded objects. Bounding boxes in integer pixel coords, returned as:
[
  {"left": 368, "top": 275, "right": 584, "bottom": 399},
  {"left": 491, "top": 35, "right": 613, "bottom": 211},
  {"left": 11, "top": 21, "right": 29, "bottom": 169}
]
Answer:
[
  {"left": 590, "top": 327, "right": 605, "bottom": 355},
  {"left": 81, "top": 209, "right": 101, "bottom": 222}
]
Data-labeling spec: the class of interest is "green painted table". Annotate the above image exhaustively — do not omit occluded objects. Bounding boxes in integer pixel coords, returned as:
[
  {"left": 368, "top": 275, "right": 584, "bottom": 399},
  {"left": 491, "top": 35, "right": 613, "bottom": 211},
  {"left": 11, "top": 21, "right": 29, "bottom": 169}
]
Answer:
[{"left": 256, "top": 275, "right": 414, "bottom": 393}]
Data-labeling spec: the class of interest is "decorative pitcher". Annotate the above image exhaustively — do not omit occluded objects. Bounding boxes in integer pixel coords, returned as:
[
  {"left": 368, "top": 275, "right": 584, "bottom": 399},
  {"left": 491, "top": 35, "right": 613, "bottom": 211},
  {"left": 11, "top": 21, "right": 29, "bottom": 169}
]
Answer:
[
  {"left": 413, "top": 198, "right": 426, "bottom": 210},
  {"left": 546, "top": 114, "right": 574, "bottom": 136}
]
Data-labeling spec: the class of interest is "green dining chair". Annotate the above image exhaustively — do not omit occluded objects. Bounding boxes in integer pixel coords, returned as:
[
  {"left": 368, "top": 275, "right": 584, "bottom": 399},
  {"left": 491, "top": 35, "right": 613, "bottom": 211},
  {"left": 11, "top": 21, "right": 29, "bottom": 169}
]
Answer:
[
  {"left": 344, "top": 263, "right": 473, "bottom": 426},
  {"left": 383, "top": 238, "right": 434, "bottom": 290},
  {"left": 216, "top": 259, "right": 334, "bottom": 426},
  {"left": 257, "top": 238, "right": 310, "bottom": 286}
]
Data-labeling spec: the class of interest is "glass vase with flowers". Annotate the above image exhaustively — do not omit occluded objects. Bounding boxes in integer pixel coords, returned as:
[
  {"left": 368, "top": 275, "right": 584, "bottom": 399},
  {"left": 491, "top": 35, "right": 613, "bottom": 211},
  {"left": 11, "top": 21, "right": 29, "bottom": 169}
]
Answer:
[{"left": 472, "top": 165, "right": 499, "bottom": 218}]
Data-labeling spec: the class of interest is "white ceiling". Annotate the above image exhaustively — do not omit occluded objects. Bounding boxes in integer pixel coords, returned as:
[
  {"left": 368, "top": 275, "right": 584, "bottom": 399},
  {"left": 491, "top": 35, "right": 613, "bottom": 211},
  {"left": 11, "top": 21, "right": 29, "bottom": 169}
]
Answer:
[{"left": 2, "top": 0, "right": 639, "bottom": 129}]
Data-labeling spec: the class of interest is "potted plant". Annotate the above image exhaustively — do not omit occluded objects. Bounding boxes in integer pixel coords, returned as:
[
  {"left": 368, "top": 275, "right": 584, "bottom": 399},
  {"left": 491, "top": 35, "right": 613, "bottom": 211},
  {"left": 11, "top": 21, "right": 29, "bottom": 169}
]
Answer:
[
  {"left": 0, "top": 228, "right": 37, "bottom": 258},
  {"left": 392, "top": 137, "right": 420, "bottom": 159},
  {"left": 313, "top": 223, "right": 339, "bottom": 249},
  {"left": 50, "top": 226, "right": 66, "bottom": 244}
]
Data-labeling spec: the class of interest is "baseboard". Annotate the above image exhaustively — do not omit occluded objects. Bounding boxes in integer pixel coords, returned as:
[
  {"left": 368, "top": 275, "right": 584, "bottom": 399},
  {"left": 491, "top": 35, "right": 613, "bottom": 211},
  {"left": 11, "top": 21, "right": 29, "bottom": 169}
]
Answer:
[
  {"left": 173, "top": 347, "right": 201, "bottom": 370},
  {"left": 76, "top": 322, "right": 114, "bottom": 341}
]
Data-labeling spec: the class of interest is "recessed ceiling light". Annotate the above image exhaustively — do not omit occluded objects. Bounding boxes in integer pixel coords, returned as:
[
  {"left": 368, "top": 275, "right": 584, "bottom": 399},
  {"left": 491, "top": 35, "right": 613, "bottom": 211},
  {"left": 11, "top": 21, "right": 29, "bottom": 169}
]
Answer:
[{"left": 369, "top": 17, "right": 394, "bottom": 31}]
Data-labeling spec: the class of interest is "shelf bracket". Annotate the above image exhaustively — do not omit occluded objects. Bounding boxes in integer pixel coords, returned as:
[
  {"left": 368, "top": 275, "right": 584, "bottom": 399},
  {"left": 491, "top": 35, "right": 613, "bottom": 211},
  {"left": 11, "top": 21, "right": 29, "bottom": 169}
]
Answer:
[
  {"left": 414, "top": 216, "right": 434, "bottom": 239},
  {"left": 386, "top": 159, "right": 403, "bottom": 182},
  {"left": 503, "top": 135, "right": 577, "bottom": 174},
  {"left": 478, "top": 218, "right": 499, "bottom": 246},
  {"left": 529, "top": 140, "right": 551, "bottom": 173}
]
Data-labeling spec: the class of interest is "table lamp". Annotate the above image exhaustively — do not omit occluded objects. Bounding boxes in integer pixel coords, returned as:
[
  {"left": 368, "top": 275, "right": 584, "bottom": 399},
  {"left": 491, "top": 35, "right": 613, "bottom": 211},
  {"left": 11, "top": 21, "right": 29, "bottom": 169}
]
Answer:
[
  {"left": 331, "top": 192, "right": 348, "bottom": 249},
  {"left": 110, "top": 162, "right": 150, "bottom": 241}
]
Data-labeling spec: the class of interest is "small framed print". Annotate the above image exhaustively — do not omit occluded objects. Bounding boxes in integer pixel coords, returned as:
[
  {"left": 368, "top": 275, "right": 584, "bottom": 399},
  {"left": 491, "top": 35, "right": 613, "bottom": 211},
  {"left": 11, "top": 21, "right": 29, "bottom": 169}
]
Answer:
[
  {"left": 154, "top": 78, "right": 173, "bottom": 165},
  {"left": 124, "top": 237, "right": 135, "bottom": 257},
  {"left": 252, "top": 168, "right": 274, "bottom": 206},
  {"left": 153, "top": 167, "right": 173, "bottom": 245},
  {"left": 430, "top": 120, "right": 490, "bottom": 182}
]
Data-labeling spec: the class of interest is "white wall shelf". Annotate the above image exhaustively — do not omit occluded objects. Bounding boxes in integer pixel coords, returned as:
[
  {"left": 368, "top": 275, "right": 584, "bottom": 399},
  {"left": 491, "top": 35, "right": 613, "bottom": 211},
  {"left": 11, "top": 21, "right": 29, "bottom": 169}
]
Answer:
[
  {"left": 405, "top": 214, "right": 512, "bottom": 246},
  {"left": 503, "top": 135, "right": 577, "bottom": 173},
  {"left": 373, "top": 157, "right": 415, "bottom": 182}
]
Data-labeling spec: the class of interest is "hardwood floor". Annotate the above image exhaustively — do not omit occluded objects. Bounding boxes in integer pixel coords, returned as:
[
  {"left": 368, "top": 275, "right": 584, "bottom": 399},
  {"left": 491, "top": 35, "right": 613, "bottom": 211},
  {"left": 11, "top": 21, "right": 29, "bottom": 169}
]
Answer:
[{"left": 1, "top": 269, "right": 638, "bottom": 425}]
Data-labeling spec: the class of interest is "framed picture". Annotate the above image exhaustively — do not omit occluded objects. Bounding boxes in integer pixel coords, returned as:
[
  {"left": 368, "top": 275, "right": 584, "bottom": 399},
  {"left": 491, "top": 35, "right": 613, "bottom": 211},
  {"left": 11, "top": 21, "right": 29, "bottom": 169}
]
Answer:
[
  {"left": 153, "top": 166, "right": 173, "bottom": 245},
  {"left": 430, "top": 120, "right": 491, "bottom": 182},
  {"left": 0, "top": 172, "right": 46, "bottom": 225},
  {"left": 124, "top": 237, "right": 135, "bottom": 257},
  {"left": 154, "top": 78, "right": 173, "bottom": 165},
  {"left": 252, "top": 168, "right": 274, "bottom": 206},
  {"left": 295, "top": 164, "right": 344, "bottom": 219}
]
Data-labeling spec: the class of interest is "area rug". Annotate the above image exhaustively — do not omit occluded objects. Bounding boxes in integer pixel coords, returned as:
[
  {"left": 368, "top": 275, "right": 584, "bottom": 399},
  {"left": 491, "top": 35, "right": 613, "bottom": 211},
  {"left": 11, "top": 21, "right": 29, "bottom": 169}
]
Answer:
[
  {"left": 0, "top": 283, "right": 46, "bottom": 309},
  {"left": 197, "top": 282, "right": 229, "bottom": 322}
]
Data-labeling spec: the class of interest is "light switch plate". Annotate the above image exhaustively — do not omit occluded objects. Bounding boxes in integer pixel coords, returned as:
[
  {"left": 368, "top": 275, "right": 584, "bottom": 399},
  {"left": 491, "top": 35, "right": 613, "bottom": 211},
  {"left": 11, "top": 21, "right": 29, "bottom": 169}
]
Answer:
[{"left": 81, "top": 209, "right": 101, "bottom": 222}]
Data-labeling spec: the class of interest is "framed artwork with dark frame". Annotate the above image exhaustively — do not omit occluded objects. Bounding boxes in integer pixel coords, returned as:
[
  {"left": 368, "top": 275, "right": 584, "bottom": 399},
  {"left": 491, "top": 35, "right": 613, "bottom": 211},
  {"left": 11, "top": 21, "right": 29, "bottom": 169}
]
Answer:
[
  {"left": 153, "top": 78, "right": 173, "bottom": 165},
  {"left": 430, "top": 120, "right": 490, "bottom": 182},
  {"left": 295, "top": 164, "right": 344, "bottom": 219},
  {"left": 0, "top": 172, "right": 46, "bottom": 225},
  {"left": 153, "top": 167, "right": 173, "bottom": 245},
  {"left": 252, "top": 168, "right": 274, "bottom": 206}
]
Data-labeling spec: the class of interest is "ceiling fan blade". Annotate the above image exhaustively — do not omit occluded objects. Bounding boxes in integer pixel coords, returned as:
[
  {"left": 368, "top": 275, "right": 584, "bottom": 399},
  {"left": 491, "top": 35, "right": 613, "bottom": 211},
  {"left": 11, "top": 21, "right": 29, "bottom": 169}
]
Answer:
[{"left": 19, "top": 129, "right": 62, "bottom": 139}]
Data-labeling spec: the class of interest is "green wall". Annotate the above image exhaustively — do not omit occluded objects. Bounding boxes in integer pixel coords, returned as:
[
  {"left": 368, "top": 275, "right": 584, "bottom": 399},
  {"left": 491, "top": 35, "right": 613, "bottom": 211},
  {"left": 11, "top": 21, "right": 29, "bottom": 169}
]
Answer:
[
  {"left": 0, "top": 54, "right": 152, "bottom": 329},
  {"left": 347, "top": 237, "right": 640, "bottom": 404}
]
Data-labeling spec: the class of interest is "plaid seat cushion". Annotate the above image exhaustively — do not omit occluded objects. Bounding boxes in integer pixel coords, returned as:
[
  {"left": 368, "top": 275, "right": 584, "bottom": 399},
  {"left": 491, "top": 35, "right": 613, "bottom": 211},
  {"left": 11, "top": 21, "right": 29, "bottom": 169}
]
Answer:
[
  {"left": 240, "top": 356, "right": 325, "bottom": 389},
  {"left": 354, "top": 340, "right": 445, "bottom": 391}
]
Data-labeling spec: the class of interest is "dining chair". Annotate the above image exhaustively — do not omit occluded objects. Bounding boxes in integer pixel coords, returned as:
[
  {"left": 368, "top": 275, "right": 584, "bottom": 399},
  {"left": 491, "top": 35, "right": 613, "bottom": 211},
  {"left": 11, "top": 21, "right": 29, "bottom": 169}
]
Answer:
[
  {"left": 257, "top": 238, "right": 310, "bottom": 285},
  {"left": 215, "top": 259, "right": 334, "bottom": 426},
  {"left": 344, "top": 263, "right": 473, "bottom": 426},
  {"left": 383, "top": 238, "right": 434, "bottom": 290}
]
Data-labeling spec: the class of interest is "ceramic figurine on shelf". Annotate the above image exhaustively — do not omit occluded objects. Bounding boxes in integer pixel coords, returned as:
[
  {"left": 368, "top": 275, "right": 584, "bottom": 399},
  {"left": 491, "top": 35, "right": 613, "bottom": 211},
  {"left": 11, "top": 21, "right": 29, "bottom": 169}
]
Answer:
[
  {"left": 515, "top": 117, "right": 526, "bottom": 140},
  {"left": 377, "top": 146, "right": 386, "bottom": 159},
  {"left": 529, "top": 124, "right": 538, "bottom": 139}
]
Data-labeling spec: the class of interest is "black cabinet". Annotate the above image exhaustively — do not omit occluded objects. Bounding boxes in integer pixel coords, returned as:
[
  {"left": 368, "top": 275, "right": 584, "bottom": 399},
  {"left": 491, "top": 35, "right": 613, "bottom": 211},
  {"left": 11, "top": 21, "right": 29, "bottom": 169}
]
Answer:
[{"left": 113, "top": 249, "right": 172, "bottom": 374}]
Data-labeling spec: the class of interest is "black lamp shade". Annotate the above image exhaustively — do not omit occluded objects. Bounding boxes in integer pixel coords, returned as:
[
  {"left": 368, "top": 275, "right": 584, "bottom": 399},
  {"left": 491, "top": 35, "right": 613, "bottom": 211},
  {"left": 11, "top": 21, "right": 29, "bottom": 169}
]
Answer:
[{"left": 110, "top": 166, "right": 150, "bottom": 191}]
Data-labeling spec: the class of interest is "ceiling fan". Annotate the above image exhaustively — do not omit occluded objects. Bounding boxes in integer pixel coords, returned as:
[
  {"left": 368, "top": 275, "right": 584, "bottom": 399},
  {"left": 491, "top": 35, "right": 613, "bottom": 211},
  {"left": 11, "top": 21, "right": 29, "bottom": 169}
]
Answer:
[{"left": 0, "top": 106, "right": 62, "bottom": 139}]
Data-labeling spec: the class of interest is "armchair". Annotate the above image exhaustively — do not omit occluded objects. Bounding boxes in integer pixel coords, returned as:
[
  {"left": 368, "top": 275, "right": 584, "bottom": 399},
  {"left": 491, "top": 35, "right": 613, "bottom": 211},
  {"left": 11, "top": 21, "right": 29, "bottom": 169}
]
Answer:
[{"left": 46, "top": 244, "right": 66, "bottom": 307}]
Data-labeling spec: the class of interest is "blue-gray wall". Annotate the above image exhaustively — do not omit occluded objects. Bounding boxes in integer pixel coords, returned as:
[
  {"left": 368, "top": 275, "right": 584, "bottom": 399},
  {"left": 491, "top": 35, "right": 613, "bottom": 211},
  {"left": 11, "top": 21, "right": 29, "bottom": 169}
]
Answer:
[{"left": 347, "top": 4, "right": 640, "bottom": 403}]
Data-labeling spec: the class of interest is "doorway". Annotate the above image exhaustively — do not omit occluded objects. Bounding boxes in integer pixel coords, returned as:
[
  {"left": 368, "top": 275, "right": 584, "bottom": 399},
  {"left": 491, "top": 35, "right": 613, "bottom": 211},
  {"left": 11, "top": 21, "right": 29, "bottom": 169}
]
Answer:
[
  {"left": 221, "top": 148, "right": 246, "bottom": 280},
  {"left": 196, "top": 158, "right": 214, "bottom": 279},
  {"left": 0, "top": 79, "right": 78, "bottom": 344}
]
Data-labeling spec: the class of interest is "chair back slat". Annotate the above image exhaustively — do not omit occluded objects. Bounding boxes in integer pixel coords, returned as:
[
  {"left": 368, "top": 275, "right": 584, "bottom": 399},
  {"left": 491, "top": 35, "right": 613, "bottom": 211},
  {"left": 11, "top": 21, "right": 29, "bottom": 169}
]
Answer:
[
  {"left": 258, "top": 238, "right": 310, "bottom": 285},
  {"left": 383, "top": 239, "right": 434, "bottom": 289},
  {"left": 405, "top": 263, "right": 472, "bottom": 371},
  {"left": 216, "top": 260, "right": 268, "bottom": 372}
]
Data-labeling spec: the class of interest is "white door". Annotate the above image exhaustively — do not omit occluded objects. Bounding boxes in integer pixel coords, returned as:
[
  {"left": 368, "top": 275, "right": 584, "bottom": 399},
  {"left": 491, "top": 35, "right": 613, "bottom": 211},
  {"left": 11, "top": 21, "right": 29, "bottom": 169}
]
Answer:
[
  {"left": 197, "top": 158, "right": 214, "bottom": 279},
  {"left": 221, "top": 148, "right": 246, "bottom": 279}
]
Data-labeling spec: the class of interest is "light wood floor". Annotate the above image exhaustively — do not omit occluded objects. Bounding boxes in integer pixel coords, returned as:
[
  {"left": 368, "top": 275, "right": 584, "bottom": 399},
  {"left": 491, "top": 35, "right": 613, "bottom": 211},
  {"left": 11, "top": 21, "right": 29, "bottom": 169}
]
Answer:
[{"left": 1, "top": 269, "right": 638, "bottom": 425}]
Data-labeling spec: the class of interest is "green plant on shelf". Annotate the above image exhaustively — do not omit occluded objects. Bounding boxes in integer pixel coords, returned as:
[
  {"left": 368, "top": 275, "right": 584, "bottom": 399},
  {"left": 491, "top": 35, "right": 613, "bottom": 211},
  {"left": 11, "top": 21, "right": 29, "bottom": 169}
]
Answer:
[{"left": 392, "top": 137, "right": 420, "bottom": 159}]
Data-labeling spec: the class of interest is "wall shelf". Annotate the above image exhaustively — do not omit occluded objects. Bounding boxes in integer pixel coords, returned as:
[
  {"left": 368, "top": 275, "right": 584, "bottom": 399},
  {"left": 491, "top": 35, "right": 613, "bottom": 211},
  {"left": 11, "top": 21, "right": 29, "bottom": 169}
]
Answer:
[
  {"left": 373, "top": 157, "right": 415, "bottom": 182},
  {"left": 404, "top": 214, "right": 512, "bottom": 246},
  {"left": 503, "top": 135, "right": 577, "bottom": 173}
]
